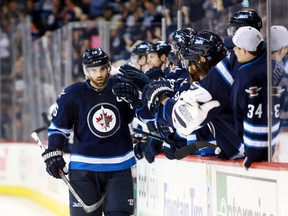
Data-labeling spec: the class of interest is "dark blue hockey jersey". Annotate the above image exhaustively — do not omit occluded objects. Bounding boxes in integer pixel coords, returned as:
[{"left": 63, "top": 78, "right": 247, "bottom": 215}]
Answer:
[
  {"left": 231, "top": 50, "right": 282, "bottom": 166},
  {"left": 159, "top": 52, "right": 245, "bottom": 159},
  {"left": 48, "top": 77, "right": 136, "bottom": 172}
]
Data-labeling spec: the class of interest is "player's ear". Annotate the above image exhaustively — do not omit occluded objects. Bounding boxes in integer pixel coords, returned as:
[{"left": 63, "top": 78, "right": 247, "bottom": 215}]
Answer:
[{"left": 199, "top": 56, "right": 206, "bottom": 63}]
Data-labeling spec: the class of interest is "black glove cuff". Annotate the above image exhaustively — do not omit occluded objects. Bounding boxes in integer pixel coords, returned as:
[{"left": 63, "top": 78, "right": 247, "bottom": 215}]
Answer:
[{"left": 42, "top": 149, "right": 62, "bottom": 161}]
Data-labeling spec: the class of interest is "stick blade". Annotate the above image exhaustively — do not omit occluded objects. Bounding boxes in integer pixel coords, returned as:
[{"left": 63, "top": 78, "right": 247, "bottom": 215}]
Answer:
[{"left": 174, "top": 142, "right": 216, "bottom": 160}]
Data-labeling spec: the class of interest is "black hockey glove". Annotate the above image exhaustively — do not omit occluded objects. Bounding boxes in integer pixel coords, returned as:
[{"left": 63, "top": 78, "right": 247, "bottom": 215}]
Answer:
[
  {"left": 133, "top": 142, "right": 145, "bottom": 160},
  {"left": 42, "top": 149, "right": 67, "bottom": 179},
  {"left": 112, "top": 82, "right": 143, "bottom": 108},
  {"left": 145, "top": 67, "right": 164, "bottom": 80},
  {"left": 119, "top": 64, "right": 150, "bottom": 90},
  {"left": 142, "top": 79, "right": 174, "bottom": 116},
  {"left": 144, "top": 139, "right": 163, "bottom": 163},
  {"left": 162, "top": 133, "right": 176, "bottom": 160}
]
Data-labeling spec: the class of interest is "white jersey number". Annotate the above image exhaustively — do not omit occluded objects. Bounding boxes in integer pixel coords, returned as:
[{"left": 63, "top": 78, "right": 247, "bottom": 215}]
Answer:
[
  {"left": 247, "top": 104, "right": 263, "bottom": 119},
  {"left": 247, "top": 103, "right": 280, "bottom": 118}
]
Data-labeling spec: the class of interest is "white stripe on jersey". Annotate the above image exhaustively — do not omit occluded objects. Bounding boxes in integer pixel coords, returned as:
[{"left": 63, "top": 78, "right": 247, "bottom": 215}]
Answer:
[
  {"left": 70, "top": 150, "right": 135, "bottom": 164},
  {"left": 243, "top": 135, "right": 278, "bottom": 148},
  {"left": 48, "top": 122, "right": 72, "bottom": 135},
  {"left": 215, "top": 61, "right": 234, "bottom": 86},
  {"left": 244, "top": 121, "right": 280, "bottom": 134}
]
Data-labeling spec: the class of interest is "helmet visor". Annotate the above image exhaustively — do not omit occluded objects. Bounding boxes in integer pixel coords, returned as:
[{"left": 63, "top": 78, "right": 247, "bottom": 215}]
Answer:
[{"left": 227, "top": 24, "right": 238, "bottom": 36}]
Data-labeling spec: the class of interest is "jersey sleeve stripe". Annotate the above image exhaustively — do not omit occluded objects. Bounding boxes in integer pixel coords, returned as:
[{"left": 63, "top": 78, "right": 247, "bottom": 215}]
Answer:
[
  {"left": 244, "top": 121, "right": 280, "bottom": 134},
  {"left": 215, "top": 61, "right": 234, "bottom": 86}
]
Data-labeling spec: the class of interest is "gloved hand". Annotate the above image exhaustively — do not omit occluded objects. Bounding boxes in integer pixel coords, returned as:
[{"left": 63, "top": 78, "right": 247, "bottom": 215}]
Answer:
[
  {"left": 133, "top": 142, "right": 144, "bottom": 160},
  {"left": 112, "top": 82, "right": 143, "bottom": 108},
  {"left": 142, "top": 79, "right": 174, "bottom": 116},
  {"left": 119, "top": 64, "right": 150, "bottom": 90},
  {"left": 145, "top": 67, "right": 164, "bottom": 80},
  {"left": 144, "top": 139, "right": 163, "bottom": 163},
  {"left": 42, "top": 149, "right": 67, "bottom": 179},
  {"left": 162, "top": 133, "right": 176, "bottom": 159},
  {"left": 162, "top": 141, "right": 176, "bottom": 160}
]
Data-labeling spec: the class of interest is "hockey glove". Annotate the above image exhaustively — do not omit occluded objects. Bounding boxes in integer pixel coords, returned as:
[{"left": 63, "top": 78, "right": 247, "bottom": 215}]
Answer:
[
  {"left": 162, "top": 134, "right": 176, "bottom": 160},
  {"left": 112, "top": 82, "right": 143, "bottom": 108},
  {"left": 144, "top": 139, "right": 163, "bottom": 163},
  {"left": 42, "top": 149, "right": 67, "bottom": 179},
  {"left": 145, "top": 67, "right": 164, "bottom": 80},
  {"left": 133, "top": 140, "right": 149, "bottom": 160},
  {"left": 142, "top": 79, "right": 174, "bottom": 117},
  {"left": 172, "top": 90, "right": 220, "bottom": 135},
  {"left": 119, "top": 64, "right": 150, "bottom": 90}
]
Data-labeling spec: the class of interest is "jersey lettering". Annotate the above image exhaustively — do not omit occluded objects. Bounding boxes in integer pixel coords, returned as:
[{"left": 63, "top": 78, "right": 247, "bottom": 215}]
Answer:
[{"left": 247, "top": 104, "right": 263, "bottom": 118}]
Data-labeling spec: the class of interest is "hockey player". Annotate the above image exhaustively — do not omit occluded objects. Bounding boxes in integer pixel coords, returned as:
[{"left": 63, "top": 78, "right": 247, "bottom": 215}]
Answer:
[
  {"left": 231, "top": 26, "right": 282, "bottom": 168},
  {"left": 42, "top": 47, "right": 135, "bottom": 216},
  {"left": 130, "top": 41, "right": 151, "bottom": 72},
  {"left": 270, "top": 25, "right": 288, "bottom": 120},
  {"left": 142, "top": 30, "right": 245, "bottom": 160},
  {"left": 170, "top": 10, "right": 263, "bottom": 159},
  {"left": 268, "top": 25, "right": 288, "bottom": 162}
]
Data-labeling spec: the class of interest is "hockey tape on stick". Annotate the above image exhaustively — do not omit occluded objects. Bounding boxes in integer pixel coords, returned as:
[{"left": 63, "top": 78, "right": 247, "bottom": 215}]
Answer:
[
  {"left": 174, "top": 141, "right": 216, "bottom": 160},
  {"left": 31, "top": 132, "right": 106, "bottom": 213}
]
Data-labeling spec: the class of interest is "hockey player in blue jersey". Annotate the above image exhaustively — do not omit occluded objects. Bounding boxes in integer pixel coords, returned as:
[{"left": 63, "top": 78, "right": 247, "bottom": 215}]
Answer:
[
  {"left": 42, "top": 47, "right": 136, "bottom": 216},
  {"left": 231, "top": 26, "right": 282, "bottom": 169},
  {"left": 153, "top": 30, "right": 245, "bottom": 160},
  {"left": 270, "top": 25, "right": 288, "bottom": 121},
  {"left": 140, "top": 30, "right": 244, "bottom": 160}
]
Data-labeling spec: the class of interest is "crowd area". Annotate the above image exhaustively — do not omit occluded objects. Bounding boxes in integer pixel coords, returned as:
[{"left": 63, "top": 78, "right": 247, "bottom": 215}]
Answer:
[{"left": 0, "top": 0, "right": 244, "bottom": 141}]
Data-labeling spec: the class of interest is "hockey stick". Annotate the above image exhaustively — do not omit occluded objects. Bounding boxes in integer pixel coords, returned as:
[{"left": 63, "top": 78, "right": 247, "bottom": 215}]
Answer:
[
  {"left": 31, "top": 132, "right": 105, "bottom": 213},
  {"left": 132, "top": 128, "right": 164, "bottom": 141},
  {"left": 174, "top": 141, "right": 217, "bottom": 160}
]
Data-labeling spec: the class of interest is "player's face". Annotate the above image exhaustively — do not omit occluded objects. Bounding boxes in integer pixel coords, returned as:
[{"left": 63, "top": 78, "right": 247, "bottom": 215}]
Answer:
[
  {"left": 86, "top": 64, "right": 109, "bottom": 88},
  {"left": 233, "top": 46, "right": 246, "bottom": 63},
  {"left": 147, "top": 53, "right": 162, "bottom": 68}
]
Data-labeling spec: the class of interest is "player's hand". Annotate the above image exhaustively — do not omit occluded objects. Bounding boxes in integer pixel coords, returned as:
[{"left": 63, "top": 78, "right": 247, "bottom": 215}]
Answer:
[
  {"left": 112, "top": 82, "right": 143, "bottom": 108},
  {"left": 172, "top": 96, "right": 220, "bottom": 135},
  {"left": 142, "top": 79, "right": 174, "bottom": 116},
  {"left": 42, "top": 149, "right": 67, "bottom": 179},
  {"left": 133, "top": 142, "right": 144, "bottom": 160},
  {"left": 119, "top": 64, "right": 150, "bottom": 90},
  {"left": 162, "top": 139, "right": 176, "bottom": 159},
  {"left": 144, "top": 139, "right": 163, "bottom": 163},
  {"left": 145, "top": 67, "right": 164, "bottom": 80}
]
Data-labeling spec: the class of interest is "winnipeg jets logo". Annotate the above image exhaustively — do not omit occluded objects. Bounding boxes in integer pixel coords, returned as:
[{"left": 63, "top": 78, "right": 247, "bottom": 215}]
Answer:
[
  {"left": 96, "top": 106, "right": 113, "bottom": 130},
  {"left": 245, "top": 86, "right": 262, "bottom": 98},
  {"left": 272, "top": 86, "right": 285, "bottom": 97},
  {"left": 87, "top": 103, "right": 121, "bottom": 138}
]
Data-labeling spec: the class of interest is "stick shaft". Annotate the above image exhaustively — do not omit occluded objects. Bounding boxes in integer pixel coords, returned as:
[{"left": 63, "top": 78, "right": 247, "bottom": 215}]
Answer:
[{"left": 31, "top": 132, "right": 103, "bottom": 213}]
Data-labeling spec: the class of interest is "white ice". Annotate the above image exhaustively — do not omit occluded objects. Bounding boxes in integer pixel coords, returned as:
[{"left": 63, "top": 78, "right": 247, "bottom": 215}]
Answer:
[{"left": 0, "top": 195, "right": 59, "bottom": 216}]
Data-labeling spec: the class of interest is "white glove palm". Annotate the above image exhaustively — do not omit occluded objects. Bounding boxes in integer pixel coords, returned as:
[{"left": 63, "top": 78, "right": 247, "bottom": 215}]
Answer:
[{"left": 172, "top": 90, "right": 220, "bottom": 135}]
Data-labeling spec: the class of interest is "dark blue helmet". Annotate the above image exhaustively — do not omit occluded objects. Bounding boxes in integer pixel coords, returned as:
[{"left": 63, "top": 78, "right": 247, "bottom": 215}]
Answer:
[
  {"left": 181, "top": 30, "right": 226, "bottom": 67},
  {"left": 82, "top": 48, "right": 110, "bottom": 68},
  {"left": 171, "top": 28, "right": 198, "bottom": 53},
  {"left": 147, "top": 41, "right": 172, "bottom": 57},
  {"left": 132, "top": 42, "right": 150, "bottom": 56},
  {"left": 227, "top": 10, "right": 262, "bottom": 36}
]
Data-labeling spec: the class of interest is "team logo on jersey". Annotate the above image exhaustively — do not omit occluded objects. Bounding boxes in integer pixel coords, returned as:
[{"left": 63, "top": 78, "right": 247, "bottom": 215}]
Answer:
[
  {"left": 245, "top": 86, "right": 262, "bottom": 98},
  {"left": 87, "top": 103, "right": 120, "bottom": 138},
  {"left": 272, "top": 86, "right": 285, "bottom": 97}
]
